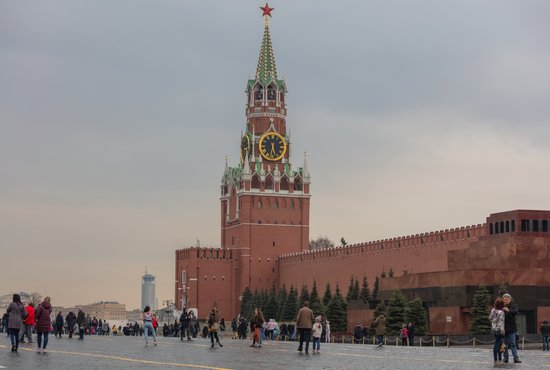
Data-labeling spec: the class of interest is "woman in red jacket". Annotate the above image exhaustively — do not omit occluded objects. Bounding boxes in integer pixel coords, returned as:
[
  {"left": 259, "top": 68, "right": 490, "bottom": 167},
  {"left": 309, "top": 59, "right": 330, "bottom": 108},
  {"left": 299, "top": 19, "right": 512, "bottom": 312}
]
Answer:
[{"left": 35, "top": 297, "right": 53, "bottom": 353}]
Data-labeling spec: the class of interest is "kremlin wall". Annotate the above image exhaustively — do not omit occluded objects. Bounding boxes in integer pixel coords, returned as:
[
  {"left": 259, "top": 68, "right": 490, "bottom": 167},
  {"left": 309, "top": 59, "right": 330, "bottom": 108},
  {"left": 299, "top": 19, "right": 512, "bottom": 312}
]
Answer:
[{"left": 175, "top": 7, "right": 550, "bottom": 336}]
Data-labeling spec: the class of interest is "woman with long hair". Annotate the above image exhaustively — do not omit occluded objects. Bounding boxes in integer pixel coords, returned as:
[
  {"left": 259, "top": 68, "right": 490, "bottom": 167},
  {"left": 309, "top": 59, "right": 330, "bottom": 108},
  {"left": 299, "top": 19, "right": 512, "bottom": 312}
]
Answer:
[
  {"left": 251, "top": 308, "right": 265, "bottom": 348},
  {"left": 35, "top": 297, "right": 53, "bottom": 353},
  {"left": 207, "top": 305, "right": 222, "bottom": 348},
  {"left": 142, "top": 306, "right": 157, "bottom": 346},
  {"left": 7, "top": 294, "right": 26, "bottom": 352},
  {"left": 489, "top": 297, "right": 506, "bottom": 366}
]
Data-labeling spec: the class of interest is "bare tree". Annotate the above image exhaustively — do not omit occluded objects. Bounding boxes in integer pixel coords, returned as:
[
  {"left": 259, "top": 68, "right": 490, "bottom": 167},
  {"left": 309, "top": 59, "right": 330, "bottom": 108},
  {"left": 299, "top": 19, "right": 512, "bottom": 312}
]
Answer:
[
  {"left": 29, "top": 292, "right": 42, "bottom": 306},
  {"left": 309, "top": 236, "right": 335, "bottom": 250}
]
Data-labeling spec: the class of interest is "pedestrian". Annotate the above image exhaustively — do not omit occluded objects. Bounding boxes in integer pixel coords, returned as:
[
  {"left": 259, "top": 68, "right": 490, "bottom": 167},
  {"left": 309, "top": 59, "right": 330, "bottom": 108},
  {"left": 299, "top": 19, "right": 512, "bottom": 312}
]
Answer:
[
  {"left": 266, "top": 318, "right": 275, "bottom": 340},
  {"left": 325, "top": 320, "right": 331, "bottom": 343},
  {"left": 541, "top": 320, "right": 550, "bottom": 351},
  {"left": 35, "top": 297, "right": 53, "bottom": 353},
  {"left": 238, "top": 316, "right": 248, "bottom": 339},
  {"left": 353, "top": 322, "right": 363, "bottom": 343},
  {"left": 372, "top": 310, "right": 385, "bottom": 347},
  {"left": 489, "top": 297, "right": 505, "bottom": 366},
  {"left": 251, "top": 308, "right": 264, "bottom": 348},
  {"left": 142, "top": 306, "right": 157, "bottom": 345},
  {"left": 401, "top": 324, "right": 408, "bottom": 346},
  {"left": 207, "top": 305, "right": 223, "bottom": 348},
  {"left": 54, "top": 311, "right": 64, "bottom": 338},
  {"left": 407, "top": 322, "right": 416, "bottom": 346},
  {"left": 180, "top": 307, "right": 192, "bottom": 341},
  {"left": 76, "top": 309, "right": 86, "bottom": 340},
  {"left": 20, "top": 302, "right": 35, "bottom": 344},
  {"left": 2, "top": 312, "right": 9, "bottom": 334},
  {"left": 66, "top": 311, "right": 76, "bottom": 338},
  {"left": 7, "top": 294, "right": 27, "bottom": 352},
  {"left": 231, "top": 317, "right": 238, "bottom": 339},
  {"left": 502, "top": 293, "right": 521, "bottom": 363},
  {"left": 295, "top": 301, "right": 314, "bottom": 354},
  {"left": 112, "top": 325, "right": 118, "bottom": 336},
  {"left": 312, "top": 316, "right": 322, "bottom": 353}
]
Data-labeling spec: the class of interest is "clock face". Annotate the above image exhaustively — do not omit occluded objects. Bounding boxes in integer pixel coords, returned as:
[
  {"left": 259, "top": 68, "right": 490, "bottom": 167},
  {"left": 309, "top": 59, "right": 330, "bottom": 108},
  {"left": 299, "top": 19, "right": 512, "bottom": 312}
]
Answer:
[
  {"left": 240, "top": 134, "right": 251, "bottom": 162},
  {"left": 259, "top": 132, "right": 287, "bottom": 161}
]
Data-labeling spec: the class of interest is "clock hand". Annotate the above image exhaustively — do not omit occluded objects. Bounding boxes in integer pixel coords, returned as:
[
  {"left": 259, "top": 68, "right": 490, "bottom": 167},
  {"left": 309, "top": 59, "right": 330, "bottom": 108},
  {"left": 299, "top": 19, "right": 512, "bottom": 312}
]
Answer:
[{"left": 270, "top": 143, "right": 275, "bottom": 156}]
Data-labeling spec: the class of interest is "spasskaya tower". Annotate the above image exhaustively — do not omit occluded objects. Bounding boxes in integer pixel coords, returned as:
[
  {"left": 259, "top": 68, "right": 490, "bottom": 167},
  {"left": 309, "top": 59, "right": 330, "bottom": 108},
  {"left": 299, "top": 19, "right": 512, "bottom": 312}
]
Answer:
[{"left": 220, "top": 3, "right": 311, "bottom": 313}]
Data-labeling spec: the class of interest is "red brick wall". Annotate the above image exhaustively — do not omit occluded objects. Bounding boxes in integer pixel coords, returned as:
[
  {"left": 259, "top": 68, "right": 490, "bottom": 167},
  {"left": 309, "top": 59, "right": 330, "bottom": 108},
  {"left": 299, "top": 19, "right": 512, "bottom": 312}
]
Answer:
[{"left": 278, "top": 225, "right": 485, "bottom": 294}]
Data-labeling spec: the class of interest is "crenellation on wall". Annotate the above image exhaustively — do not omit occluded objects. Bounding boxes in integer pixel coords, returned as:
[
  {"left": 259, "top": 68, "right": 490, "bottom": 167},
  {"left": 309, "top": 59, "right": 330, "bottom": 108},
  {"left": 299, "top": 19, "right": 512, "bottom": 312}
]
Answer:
[{"left": 278, "top": 223, "right": 486, "bottom": 263}]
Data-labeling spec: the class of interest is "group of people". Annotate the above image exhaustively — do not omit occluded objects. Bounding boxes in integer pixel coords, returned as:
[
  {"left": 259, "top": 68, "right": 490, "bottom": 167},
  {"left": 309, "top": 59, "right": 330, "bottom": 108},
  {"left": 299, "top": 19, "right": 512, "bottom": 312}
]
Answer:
[
  {"left": 489, "top": 293, "right": 521, "bottom": 366},
  {"left": 5, "top": 294, "right": 52, "bottom": 353}
]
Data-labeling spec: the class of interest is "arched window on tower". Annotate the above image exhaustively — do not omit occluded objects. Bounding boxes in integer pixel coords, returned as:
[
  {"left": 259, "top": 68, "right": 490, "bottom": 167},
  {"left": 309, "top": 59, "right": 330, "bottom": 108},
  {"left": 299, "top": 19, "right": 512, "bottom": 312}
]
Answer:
[
  {"left": 274, "top": 199, "right": 279, "bottom": 209},
  {"left": 255, "top": 84, "right": 264, "bottom": 101},
  {"left": 251, "top": 174, "right": 261, "bottom": 189},
  {"left": 257, "top": 198, "right": 263, "bottom": 209},
  {"left": 280, "top": 176, "right": 290, "bottom": 191},
  {"left": 267, "top": 83, "right": 276, "bottom": 101},
  {"left": 294, "top": 177, "right": 303, "bottom": 191},
  {"left": 265, "top": 174, "right": 274, "bottom": 191}
]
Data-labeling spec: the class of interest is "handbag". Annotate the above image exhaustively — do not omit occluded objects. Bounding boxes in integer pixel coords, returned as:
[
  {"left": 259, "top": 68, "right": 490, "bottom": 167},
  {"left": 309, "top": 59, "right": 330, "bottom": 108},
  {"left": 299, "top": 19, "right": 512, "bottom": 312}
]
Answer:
[{"left": 212, "top": 322, "right": 220, "bottom": 331}]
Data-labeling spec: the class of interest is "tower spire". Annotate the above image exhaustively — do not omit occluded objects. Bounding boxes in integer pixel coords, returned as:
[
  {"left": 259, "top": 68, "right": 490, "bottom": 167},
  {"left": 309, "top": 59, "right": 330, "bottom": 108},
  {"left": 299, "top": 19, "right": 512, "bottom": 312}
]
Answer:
[{"left": 256, "top": 3, "right": 277, "bottom": 84}]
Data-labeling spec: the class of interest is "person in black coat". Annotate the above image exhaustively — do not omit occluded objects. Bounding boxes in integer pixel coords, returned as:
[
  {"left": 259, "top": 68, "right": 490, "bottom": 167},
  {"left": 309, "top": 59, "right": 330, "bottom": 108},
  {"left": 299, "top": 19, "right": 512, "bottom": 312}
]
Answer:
[
  {"left": 502, "top": 293, "right": 521, "bottom": 363},
  {"left": 55, "top": 312, "right": 64, "bottom": 338},
  {"left": 541, "top": 320, "right": 550, "bottom": 351},
  {"left": 353, "top": 323, "right": 363, "bottom": 343},
  {"left": 408, "top": 322, "right": 416, "bottom": 346},
  {"left": 66, "top": 311, "right": 76, "bottom": 338}
]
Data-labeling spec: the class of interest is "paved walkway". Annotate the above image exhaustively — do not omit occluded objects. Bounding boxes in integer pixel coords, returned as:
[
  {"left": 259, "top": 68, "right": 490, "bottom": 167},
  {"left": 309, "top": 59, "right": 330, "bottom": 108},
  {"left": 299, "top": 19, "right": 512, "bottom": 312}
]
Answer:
[{"left": 2, "top": 334, "right": 550, "bottom": 369}]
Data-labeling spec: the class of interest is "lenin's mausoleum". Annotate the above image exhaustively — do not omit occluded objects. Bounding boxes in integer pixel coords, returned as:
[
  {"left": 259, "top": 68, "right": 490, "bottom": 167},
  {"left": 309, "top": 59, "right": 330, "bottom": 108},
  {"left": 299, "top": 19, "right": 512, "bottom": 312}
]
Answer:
[{"left": 175, "top": 5, "right": 550, "bottom": 335}]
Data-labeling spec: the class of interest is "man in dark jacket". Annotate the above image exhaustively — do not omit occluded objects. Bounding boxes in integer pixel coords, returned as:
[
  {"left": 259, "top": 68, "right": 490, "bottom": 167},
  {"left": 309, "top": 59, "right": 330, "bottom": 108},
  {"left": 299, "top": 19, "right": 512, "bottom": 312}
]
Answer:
[
  {"left": 408, "top": 322, "right": 416, "bottom": 346},
  {"left": 502, "top": 293, "right": 521, "bottom": 363},
  {"left": 76, "top": 309, "right": 86, "bottom": 340},
  {"left": 180, "top": 308, "right": 191, "bottom": 341},
  {"left": 541, "top": 320, "right": 550, "bottom": 351},
  {"left": 66, "top": 311, "right": 76, "bottom": 338}
]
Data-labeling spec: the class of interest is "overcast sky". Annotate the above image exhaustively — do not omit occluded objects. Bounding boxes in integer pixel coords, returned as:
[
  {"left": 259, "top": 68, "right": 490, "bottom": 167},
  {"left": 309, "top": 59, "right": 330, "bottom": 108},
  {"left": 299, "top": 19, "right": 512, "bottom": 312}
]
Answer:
[{"left": 2, "top": 1, "right": 550, "bottom": 310}]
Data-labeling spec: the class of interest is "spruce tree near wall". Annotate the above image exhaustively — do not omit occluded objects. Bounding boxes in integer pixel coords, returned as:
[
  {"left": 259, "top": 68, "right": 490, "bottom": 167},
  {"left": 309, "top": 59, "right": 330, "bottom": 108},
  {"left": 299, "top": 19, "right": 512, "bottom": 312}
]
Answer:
[{"left": 470, "top": 286, "right": 491, "bottom": 335}]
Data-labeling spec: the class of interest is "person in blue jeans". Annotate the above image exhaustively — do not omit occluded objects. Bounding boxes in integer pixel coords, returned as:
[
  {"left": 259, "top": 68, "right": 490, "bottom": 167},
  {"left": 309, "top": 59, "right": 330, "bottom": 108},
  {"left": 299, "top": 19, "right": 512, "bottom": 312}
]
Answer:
[
  {"left": 541, "top": 320, "right": 550, "bottom": 351},
  {"left": 502, "top": 293, "right": 521, "bottom": 363},
  {"left": 142, "top": 306, "right": 157, "bottom": 346},
  {"left": 489, "top": 297, "right": 505, "bottom": 365}
]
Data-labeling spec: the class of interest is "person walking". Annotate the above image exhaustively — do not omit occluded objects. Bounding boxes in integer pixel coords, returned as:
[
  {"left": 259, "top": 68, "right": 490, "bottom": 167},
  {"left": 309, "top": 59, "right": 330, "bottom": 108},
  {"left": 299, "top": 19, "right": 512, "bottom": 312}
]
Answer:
[
  {"left": 7, "top": 294, "right": 27, "bottom": 352},
  {"left": 231, "top": 317, "right": 238, "bottom": 339},
  {"left": 295, "top": 301, "right": 314, "bottom": 354},
  {"left": 489, "top": 297, "right": 506, "bottom": 366},
  {"left": 76, "top": 309, "right": 86, "bottom": 340},
  {"left": 66, "top": 311, "right": 76, "bottom": 338},
  {"left": 372, "top": 311, "right": 386, "bottom": 347},
  {"left": 407, "top": 322, "right": 416, "bottom": 346},
  {"left": 541, "top": 320, "right": 550, "bottom": 351},
  {"left": 251, "top": 308, "right": 264, "bottom": 348},
  {"left": 142, "top": 306, "right": 157, "bottom": 346},
  {"left": 325, "top": 320, "right": 331, "bottom": 343},
  {"left": 312, "top": 316, "right": 322, "bottom": 353},
  {"left": 400, "top": 324, "right": 408, "bottom": 346},
  {"left": 207, "top": 305, "right": 222, "bottom": 348},
  {"left": 20, "top": 302, "right": 35, "bottom": 344},
  {"left": 35, "top": 297, "right": 53, "bottom": 353},
  {"left": 54, "top": 311, "right": 64, "bottom": 338},
  {"left": 502, "top": 293, "right": 521, "bottom": 364},
  {"left": 180, "top": 308, "right": 191, "bottom": 341}
]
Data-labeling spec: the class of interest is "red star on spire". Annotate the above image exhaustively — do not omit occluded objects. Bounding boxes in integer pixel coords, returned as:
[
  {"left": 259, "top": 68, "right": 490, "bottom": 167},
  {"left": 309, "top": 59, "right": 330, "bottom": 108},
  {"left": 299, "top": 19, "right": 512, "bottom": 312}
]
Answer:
[{"left": 260, "top": 3, "right": 274, "bottom": 18}]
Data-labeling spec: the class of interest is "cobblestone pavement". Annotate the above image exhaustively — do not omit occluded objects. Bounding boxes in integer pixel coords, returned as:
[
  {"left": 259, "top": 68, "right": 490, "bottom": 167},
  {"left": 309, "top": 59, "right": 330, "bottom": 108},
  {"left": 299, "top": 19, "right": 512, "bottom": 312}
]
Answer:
[{"left": 1, "top": 334, "right": 550, "bottom": 370}]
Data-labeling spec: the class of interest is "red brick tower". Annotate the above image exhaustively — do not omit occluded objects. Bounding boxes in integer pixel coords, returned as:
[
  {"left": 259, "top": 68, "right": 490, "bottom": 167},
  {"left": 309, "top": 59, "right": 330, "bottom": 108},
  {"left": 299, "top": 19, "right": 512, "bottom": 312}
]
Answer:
[{"left": 221, "top": 4, "right": 311, "bottom": 315}]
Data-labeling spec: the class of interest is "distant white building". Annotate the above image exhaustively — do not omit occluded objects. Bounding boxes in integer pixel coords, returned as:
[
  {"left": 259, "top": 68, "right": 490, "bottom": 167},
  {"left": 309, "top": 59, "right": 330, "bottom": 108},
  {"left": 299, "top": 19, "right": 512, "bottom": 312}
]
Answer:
[{"left": 141, "top": 269, "right": 156, "bottom": 310}]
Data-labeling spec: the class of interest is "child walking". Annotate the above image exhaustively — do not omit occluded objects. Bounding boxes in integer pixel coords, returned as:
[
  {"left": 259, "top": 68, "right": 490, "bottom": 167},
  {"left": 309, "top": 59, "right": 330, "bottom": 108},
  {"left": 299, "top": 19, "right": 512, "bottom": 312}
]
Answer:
[{"left": 312, "top": 316, "right": 322, "bottom": 354}]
